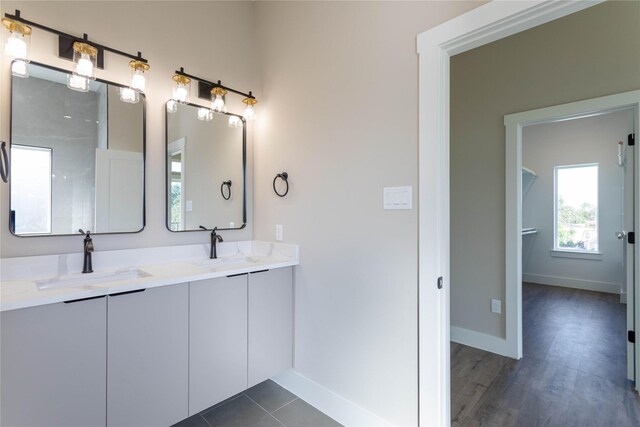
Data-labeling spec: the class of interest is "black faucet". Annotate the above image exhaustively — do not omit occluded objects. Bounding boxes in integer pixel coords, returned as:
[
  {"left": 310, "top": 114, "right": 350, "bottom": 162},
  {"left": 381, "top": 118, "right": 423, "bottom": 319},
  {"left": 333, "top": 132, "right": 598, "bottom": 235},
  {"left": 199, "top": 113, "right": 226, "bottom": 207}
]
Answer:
[
  {"left": 199, "top": 226, "right": 224, "bottom": 259},
  {"left": 79, "top": 229, "right": 94, "bottom": 273}
]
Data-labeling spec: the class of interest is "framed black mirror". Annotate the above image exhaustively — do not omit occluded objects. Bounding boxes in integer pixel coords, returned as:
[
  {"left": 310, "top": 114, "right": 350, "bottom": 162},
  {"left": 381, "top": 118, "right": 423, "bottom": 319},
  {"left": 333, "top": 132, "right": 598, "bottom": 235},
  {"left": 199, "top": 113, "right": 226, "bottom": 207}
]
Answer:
[
  {"left": 165, "top": 101, "right": 246, "bottom": 232},
  {"left": 9, "top": 61, "right": 146, "bottom": 236}
]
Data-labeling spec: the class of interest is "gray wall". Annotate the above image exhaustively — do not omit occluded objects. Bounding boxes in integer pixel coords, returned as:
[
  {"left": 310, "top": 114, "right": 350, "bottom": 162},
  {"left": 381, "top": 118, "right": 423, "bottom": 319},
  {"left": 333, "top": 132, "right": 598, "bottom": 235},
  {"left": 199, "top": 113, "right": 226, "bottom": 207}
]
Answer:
[
  {"left": 522, "top": 109, "right": 633, "bottom": 293},
  {"left": 254, "top": 2, "right": 481, "bottom": 425},
  {"left": 450, "top": 1, "right": 640, "bottom": 338}
]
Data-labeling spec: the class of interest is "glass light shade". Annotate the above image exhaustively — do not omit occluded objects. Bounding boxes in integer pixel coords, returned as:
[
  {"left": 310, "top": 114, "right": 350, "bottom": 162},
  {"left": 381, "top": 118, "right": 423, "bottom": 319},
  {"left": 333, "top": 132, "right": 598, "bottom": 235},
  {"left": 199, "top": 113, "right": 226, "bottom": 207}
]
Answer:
[
  {"left": 72, "top": 42, "right": 97, "bottom": 79},
  {"left": 2, "top": 19, "right": 31, "bottom": 60},
  {"left": 197, "top": 108, "right": 213, "bottom": 121},
  {"left": 242, "top": 96, "right": 257, "bottom": 121},
  {"left": 228, "top": 115, "right": 241, "bottom": 128},
  {"left": 129, "top": 60, "right": 149, "bottom": 92},
  {"left": 11, "top": 59, "right": 28, "bottom": 78},
  {"left": 172, "top": 75, "right": 191, "bottom": 103},
  {"left": 166, "top": 99, "right": 178, "bottom": 113},
  {"left": 212, "top": 94, "right": 225, "bottom": 112},
  {"left": 67, "top": 74, "right": 89, "bottom": 92},
  {"left": 120, "top": 87, "right": 139, "bottom": 104},
  {"left": 131, "top": 70, "right": 146, "bottom": 92},
  {"left": 243, "top": 104, "right": 255, "bottom": 120}
]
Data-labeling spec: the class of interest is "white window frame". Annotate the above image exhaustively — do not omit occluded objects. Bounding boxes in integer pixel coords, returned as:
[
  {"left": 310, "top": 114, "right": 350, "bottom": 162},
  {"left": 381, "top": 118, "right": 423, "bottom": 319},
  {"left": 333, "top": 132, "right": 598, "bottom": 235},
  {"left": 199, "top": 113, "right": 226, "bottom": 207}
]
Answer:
[
  {"left": 553, "top": 163, "right": 600, "bottom": 254},
  {"left": 10, "top": 144, "right": 53, "bottom": 235}
]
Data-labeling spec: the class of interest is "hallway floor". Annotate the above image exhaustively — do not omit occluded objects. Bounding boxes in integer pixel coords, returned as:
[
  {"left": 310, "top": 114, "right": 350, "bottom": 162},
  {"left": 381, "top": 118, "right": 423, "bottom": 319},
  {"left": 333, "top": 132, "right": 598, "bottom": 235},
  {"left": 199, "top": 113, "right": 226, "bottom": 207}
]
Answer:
[
  {"left": 173, "top": 379, "right": 342, "bottom": 427},
  {"left": 451, "top": 283, "right": 640, "bottom": 426}
]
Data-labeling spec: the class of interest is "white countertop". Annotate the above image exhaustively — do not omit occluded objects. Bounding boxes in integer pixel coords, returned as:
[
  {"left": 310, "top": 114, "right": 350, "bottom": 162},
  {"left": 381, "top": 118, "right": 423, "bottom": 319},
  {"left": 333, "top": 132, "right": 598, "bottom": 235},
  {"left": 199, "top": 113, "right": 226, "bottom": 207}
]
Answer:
[{"left": 0, "top": 241, "right": 299, "bottom": 312}]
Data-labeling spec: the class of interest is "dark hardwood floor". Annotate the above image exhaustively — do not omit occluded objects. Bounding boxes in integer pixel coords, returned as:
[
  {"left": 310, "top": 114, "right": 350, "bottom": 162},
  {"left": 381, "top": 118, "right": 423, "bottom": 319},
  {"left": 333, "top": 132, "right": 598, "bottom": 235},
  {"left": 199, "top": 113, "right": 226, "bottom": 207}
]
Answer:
[{"left": 451, "top": 283, "right": 640, "bottom": 427}]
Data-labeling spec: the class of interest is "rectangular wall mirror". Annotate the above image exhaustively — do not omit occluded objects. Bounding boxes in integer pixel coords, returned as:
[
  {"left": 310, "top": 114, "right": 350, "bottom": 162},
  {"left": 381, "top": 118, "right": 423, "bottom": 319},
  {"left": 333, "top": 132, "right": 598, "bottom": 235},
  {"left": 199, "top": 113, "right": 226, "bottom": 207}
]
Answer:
[
  {"left": 165, "top": 101, "right": 246, "bottom": 232},
  {"left": 9, "top": 61, "right": 146, "bottom": 236}
]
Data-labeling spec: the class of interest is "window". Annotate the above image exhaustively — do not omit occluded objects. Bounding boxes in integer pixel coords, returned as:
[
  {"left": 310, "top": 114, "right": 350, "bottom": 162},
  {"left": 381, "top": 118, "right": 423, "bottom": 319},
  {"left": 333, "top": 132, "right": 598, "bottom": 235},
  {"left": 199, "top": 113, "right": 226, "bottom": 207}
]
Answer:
[
  {"left": 10, "top": 145, "right": 52, "bottom": 234},
  {"left": 554, "top": 164, "right": 598, "bottom": 252}
]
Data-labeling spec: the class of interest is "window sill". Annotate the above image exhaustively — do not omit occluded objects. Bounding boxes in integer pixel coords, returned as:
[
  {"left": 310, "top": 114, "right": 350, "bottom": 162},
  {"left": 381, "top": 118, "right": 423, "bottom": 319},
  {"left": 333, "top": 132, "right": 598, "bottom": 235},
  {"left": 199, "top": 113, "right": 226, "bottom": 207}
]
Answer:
[{"left": 550, "top": 249, "right": 602, "bottom": 260}]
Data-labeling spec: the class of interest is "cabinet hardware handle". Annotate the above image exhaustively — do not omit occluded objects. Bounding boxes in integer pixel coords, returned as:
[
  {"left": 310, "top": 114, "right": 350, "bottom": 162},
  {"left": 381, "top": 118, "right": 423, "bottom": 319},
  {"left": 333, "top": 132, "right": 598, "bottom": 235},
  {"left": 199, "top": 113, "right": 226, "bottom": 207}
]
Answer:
[
  {"left": 109, "top": 288, "right": 146, "bottom": 297},
  {"left": 227, "top": 273, "right": 248, "bottom": 278},
  {"left": 64, "top": 295, "right": 106, "bottom": 304},
  {"left": 249, "top": 269, "right": 270, "bottom": 275}
]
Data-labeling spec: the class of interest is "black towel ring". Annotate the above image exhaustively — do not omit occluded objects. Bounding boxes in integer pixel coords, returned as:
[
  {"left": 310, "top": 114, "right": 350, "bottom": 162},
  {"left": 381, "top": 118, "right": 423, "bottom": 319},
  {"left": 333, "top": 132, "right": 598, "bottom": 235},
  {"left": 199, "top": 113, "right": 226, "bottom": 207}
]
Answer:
[
  {"left": 0, "top": 141, "right": 9, "bottom": 184},
  {"left": 273, "top": 172, "right": 289, "bottom": 197},
  {"left": 220, "top": 180, "right": 232, "bottom": 200}
]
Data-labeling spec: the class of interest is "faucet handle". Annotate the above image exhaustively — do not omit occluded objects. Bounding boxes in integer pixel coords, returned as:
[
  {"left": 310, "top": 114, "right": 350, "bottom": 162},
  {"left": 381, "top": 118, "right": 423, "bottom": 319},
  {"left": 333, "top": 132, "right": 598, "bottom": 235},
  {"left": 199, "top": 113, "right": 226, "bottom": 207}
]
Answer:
[
  {"left": 199, "top": 225, "right": 209, "bottom": 231},
  {"left": 79, "top": 229, "right": 91, "bottom": 236}
]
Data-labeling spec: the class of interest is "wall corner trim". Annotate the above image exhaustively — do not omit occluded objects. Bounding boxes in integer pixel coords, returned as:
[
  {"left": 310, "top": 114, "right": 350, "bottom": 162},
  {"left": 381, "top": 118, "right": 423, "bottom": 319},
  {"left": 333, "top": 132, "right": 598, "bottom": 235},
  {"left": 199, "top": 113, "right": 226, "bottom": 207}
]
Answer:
[
  {"left": 450, "top": 326, "right": 518, "bottom": 359},
  {"left": 272, "top": 369, "right": 393, "bottom": 427}
]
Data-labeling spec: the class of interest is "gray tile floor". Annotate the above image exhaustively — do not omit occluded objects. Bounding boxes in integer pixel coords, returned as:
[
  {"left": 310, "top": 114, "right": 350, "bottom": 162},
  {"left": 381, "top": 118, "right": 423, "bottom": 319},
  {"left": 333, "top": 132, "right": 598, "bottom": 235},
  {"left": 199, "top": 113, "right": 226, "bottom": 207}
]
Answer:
[{"left": 173, "top": 380, "right": 342, "bottom": 427}]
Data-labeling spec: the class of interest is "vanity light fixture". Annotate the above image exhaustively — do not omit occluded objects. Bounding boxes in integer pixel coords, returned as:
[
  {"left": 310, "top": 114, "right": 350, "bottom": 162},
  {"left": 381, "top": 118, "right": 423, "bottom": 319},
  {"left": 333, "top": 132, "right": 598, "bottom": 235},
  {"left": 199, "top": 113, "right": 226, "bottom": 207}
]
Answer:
[
  {"left": 67, "top": 41, "right": 97, "bottom": 91},
  {"left": 2, "top": 15, "right": 31, "bottom": 78},
  {"left": 166, "top": 99, "right": 178, "bottom": 113},
  {"left": 172, "top": 68, "right": 257, "bottom": 122},
  {"left": 129, "top": 60, "right": 149, "bottom": 92},
  {"left": 2, "top": 9, "right": 150, "bottom": 93},
  {"left": 71, "top": 41, "right": 97, "bottom": 78},
  {"left": 242, "top": 94, "right": 257, "bottom": 121},
  {"left": 172, "top": 73, "right": 191, "bottom": 103},
  {"left": 119, "top": 60, "right": 149, "bottom": 104},
  {"left": 211, "top": 85, "right": 227, "bottom": 113}
]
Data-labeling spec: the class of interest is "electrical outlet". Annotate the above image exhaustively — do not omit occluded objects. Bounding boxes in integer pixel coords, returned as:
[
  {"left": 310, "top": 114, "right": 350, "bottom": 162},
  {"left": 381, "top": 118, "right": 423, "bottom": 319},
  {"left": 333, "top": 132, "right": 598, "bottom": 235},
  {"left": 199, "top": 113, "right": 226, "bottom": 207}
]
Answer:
[
  {"left": 275, "top": 224, "right": 284, "bottom": 241},
  {"left": 491, "top": 299, "right": 502, "bottom": 314}
]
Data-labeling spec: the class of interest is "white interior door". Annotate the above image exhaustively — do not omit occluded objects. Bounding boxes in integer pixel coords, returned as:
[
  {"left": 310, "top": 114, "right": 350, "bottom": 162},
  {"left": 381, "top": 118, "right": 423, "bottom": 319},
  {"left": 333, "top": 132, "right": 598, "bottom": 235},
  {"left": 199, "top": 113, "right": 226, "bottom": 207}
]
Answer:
[
  {"left": 624, "top": 135, "right": 636, "bottom": 381},
  {"left": 95, "top": 148, "right": 144, "bottom": 233}
]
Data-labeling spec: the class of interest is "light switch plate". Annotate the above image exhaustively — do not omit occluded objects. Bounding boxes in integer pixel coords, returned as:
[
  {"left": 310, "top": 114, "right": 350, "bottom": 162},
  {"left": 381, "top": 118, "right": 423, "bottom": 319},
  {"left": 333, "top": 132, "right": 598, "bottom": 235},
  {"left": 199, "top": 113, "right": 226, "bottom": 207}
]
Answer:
[
  {"left": 491, "top": 299, "right": 502, "bottom": 314},
  {"left": 383, "top": 186, "right": 412, "bottom": 210},
  {"left": 275, "top": 224, "right": 284, "bottom": 241},
  {"left": 186, "top": 200, "right": 193, "bottom": 212}
]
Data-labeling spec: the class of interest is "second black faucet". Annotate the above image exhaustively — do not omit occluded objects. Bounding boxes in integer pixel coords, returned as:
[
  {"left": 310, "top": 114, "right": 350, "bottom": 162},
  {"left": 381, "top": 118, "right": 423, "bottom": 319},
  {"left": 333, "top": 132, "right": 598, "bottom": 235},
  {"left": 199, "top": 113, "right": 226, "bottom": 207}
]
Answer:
[{"left": 199, "top": 226, "right": 223, "bottom": 259}]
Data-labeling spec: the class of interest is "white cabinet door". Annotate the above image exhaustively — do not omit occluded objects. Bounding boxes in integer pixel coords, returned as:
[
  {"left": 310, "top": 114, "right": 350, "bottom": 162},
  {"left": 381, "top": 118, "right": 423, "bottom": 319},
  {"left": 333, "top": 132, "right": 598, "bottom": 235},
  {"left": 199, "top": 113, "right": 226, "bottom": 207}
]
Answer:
[
  {"left": 1, "top": 296, "right": 107, "bottom": 427},
  {"left": 107, "top": 285, "right": 188, "bottom": 427},
  {"left": 189, "top": 275, "right": 248, "bottom": 415},
  {"left": 248, "top": 268, "right": 294, "bottom": 387}
]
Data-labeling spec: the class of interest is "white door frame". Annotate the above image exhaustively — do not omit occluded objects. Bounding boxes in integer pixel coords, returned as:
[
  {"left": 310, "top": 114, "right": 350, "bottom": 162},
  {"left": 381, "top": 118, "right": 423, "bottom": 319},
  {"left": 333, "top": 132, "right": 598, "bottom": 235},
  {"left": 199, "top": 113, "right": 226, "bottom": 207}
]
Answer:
[
  {"left": 416, "top": 1, "right": 604, "bottom": 425},
  {"left": 504, "top": 91, "right": 640, "bottom": 368}
]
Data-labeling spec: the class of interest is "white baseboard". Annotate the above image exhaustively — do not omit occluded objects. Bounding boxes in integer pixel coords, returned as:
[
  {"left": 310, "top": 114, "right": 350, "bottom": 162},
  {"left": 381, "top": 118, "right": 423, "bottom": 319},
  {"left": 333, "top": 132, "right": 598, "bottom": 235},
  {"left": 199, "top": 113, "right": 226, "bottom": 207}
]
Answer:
[
  {"left": 272, "top": 369, "right": 392, "bottom": 427},
  {"left": 450, "top": 326, "right": 517, "bottom": 359},
  {"left": 523, "top": 273, "right": 621, "bottom": 295}
]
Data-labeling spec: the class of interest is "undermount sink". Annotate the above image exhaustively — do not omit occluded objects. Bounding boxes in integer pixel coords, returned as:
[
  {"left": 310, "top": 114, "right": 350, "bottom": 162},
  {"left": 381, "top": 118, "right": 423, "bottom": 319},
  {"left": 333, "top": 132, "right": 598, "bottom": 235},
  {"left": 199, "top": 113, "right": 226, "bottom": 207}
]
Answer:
[
  {"left": 192, "top": 255, "right": 260, "bottom": 268},
  {"left": 191, "top": 255, "right": 253, "bottom": 269},
  {"left": 36, "top": 268, "right": 152, "bottom": 290}
]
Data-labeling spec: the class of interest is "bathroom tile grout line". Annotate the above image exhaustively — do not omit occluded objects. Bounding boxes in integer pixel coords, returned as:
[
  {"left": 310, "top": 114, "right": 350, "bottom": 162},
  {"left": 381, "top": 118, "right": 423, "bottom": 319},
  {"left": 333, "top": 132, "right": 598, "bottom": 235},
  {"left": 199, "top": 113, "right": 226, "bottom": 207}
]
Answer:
[
  {"left": 197, "top": 413, "right": 213, "bottom": 427},
  {"left": 243, "top": 392, "right": 287, "bottom": 426},
  {"left": 269, "top": 396, "right": 300, "bottom": 414}
]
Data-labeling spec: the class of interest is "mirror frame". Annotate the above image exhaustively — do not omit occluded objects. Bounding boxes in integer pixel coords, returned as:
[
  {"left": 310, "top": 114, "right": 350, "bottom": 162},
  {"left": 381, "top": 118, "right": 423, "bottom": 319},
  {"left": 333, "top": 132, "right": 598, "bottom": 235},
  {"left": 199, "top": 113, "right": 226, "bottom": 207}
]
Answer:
[
  {"left": 164, "top": 101, "right": 247, "bottom": 233},
  {"left": 8, "top": 60, "right": 147, "bottom": 237}
]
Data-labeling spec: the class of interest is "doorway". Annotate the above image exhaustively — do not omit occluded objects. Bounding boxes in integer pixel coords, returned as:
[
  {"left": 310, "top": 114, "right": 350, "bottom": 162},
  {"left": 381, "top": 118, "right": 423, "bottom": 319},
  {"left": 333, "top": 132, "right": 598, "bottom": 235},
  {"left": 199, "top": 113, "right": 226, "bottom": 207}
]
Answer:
[
  {"left": 521, "top": 107, "right": 635, "bottom": 385},
  {"left": 505, "top": 92, "right": 639, "bottom": 380},
  {"left": 416, "top": 1, "right": 639, "bottom": 424}
]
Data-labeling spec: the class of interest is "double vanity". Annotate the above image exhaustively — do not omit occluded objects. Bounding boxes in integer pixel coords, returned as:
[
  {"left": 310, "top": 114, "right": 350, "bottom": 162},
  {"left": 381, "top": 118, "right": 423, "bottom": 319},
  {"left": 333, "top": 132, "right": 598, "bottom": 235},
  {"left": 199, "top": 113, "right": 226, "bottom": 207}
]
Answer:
[
  {"left": 0, "top": 241, "right": 299, "bottom": 426},
  {"left": 1, "top": 21, "right": 286, "bottom": 427}
]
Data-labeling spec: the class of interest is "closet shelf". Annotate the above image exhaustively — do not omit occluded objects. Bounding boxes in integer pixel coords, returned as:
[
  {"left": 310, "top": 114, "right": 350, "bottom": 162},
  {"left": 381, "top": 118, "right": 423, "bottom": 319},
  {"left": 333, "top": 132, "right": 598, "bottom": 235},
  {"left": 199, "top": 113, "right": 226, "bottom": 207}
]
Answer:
[
  {"left": 522, "top": 166, "right": 537, "bottom": 177},
  {"left": 522, "top": 228, "right": 537, "bottom": 235}
]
